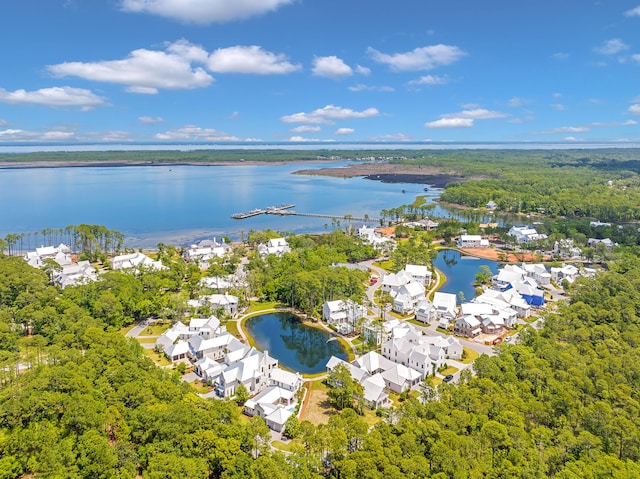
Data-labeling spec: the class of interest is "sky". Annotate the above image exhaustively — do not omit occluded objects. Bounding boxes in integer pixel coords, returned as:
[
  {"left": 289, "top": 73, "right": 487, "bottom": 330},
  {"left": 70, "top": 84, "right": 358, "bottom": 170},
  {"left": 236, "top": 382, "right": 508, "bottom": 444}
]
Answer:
[{"left": 1, "top": 0, "right": 640, "bottom": 146}]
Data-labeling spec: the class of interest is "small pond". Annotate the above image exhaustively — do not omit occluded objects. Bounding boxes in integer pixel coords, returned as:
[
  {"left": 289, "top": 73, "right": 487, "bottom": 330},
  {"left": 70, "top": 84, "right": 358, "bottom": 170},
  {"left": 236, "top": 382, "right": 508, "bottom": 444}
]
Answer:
[
  {"left": 244, "top": 311, "right": 348, "bottom": 374},
  {"left": 434, "top": 249, "right": 499, "bottom": 303}
]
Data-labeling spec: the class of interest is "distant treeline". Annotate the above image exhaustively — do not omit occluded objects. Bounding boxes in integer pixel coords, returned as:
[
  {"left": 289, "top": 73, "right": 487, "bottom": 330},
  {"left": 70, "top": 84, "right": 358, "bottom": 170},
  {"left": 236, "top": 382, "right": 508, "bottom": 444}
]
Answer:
[{"left": 0, "top": 149, "right": 420, "bottom": 164}]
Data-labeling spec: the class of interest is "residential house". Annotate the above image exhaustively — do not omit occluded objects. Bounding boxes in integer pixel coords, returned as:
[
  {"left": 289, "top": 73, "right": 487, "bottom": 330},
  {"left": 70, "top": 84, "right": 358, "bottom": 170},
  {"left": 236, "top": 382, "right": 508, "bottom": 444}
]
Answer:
[
  {"left": 431, "top": 292, "right": 458, "bottom": 328},
  {"left": 243, "top": 386, "right": 296, "bottom": 433},
  {"left": 508, "top": 226, "right": 548, "bottom": 244},
  {"left": 403, "top": 264, "right": 432, "bottom": 286},
  {"left": 258, "top": 237, "right": 290, "bottom": 257},
  {"left": 381, "top": 364, "right": 422, "bottom": 393},
  {"left": 214, "top": 348, "right": 278, "bottom": 398},
  {"left": 184, "top": 238, "right": 230, "bottom": 268},
  {"left": 201, "top": 293, "right": 239, "bottom": 316},
  {"left": 110, "top": 251, "right": 165, "bottom": 271},
  {"left": 361, "top": 374, "right": 390, "bottom": 409},
  {"left": 24, "top": 243, "right": 73, "bottom": 268},
  {"left": 475, "top": 288, "right": 530, "bottom": 319},
  {"left": 457, "top": 235, "right": 489, "bottom": 248},
  {"left": 392, "top": 281, "right": 426, "bottom": 315},
  {"left": 550, "top": 264, "right": 579, "bottom": 284},
  {"left": 554, "top": 239, "right": 582, "bottom": 259},
  {"left": 414, "top": 299, "right": 435, "bottom": 324},
  {"left": 521, "top": 263, "right": 551, "bottom": 286},
  {"left": 455, "top": 315, "right": 482, "bottom": 338},
  {"left": 357, "top": 225, "right": 396, "bottom": 252},
  {"left": 54, "top": 261, "right": 98, "bottom": 288},
  {"left": 322, "top": 299, "right": 368, "bottom": 334},
  {"left": 269, "top": 368, "right": 303, "bottom": 393},
  {"left": 380, "top": 270, "right": 413, "bottom": 293},
  {"left": 587, "top": 238, "right": 615, "bottom": 250}
]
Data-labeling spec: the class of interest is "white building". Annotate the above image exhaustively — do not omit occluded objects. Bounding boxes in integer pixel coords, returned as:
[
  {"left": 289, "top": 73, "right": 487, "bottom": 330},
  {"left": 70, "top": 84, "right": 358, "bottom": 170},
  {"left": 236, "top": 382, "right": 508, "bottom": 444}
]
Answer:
[
  {"left": 508, "top": 226, "right": 548, "bottom": 244},
  {"left": 258, "top": 237, "right": 290, "bottom": 257},
  {"left": 457, "top": 235, "right": 490, "bottom": 248},
  {"left": 322, "top": 299, "right": 368, "bottom": 334},
  {"left": 110, "top": 251, "right": 165, "bottom": 271}
]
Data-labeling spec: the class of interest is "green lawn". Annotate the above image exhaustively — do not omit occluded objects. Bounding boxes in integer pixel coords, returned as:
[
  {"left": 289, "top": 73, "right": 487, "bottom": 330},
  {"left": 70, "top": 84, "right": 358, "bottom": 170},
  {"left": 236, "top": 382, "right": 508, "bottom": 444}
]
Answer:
[
  {"left": 141, "top": 322, "right": 171, "bottom": 336},
  {"left": 460, "top": 347, "right": 479, "bottom": 364},
  {"left": 440, "top": 365, "right": 459, "bottom": 376},
  {"left": 137, "top": 337, "right": 157, "bottom": 344},
  {"left": 141, "top": 348, "right": 171, "bottom": 367},
  {"left": 246, "top": 301, "right": 279, "bottom": 313}
]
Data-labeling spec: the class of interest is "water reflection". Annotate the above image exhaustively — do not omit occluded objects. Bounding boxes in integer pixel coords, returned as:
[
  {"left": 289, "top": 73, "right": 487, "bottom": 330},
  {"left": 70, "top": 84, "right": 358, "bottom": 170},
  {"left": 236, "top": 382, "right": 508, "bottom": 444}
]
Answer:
[{"left": 245, "top": 312, "right": 348, "bottom": 374}]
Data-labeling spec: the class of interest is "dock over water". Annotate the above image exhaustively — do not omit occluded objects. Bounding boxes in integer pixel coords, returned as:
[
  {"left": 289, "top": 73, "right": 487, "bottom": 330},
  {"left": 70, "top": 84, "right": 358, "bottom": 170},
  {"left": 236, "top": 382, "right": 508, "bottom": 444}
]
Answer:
[{"left": 231, "top": 204, "right": 378, "bottom": 222}]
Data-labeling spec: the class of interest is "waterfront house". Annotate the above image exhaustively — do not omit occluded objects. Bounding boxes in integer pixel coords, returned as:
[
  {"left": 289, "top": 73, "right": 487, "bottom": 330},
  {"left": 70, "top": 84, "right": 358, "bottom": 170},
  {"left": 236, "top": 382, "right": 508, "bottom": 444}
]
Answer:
[
  {"left": 215, "top": 348, "right": 278, "bottom": 398},
  {"left": 110, "top": 251, "right": 165, "bottom": 271},
  {"left": 403, "top": 264, "right": 432, "bottom": 286},
  {"left": 184, "top": 238, "right": 230, "bottom": 268},
  {"left": 392, "top": 281, "right": 426, "bottom": 315},
  {"left": 322, "top": 299, "right": 368, "bottom": 334},
  {"left": 201, "top": 293, "right": 239, "bottom": 316},
  {"left": 457, "top": 235, "right": 489, "bottom": 248},
  {"left": 508, "top": 226, "right": 547, "bottom": 244},
  {"left": 243, "top": 386, "right": 295, "bottom": 433},
  {"left": 357, "top": 225, "right": 396, "bottom": 252},
  {"left": 258, "top": 237, "right": 290, "bottom": 257},
  {"left": 24, "top": 243, "right": 73, "bottom": 268}
]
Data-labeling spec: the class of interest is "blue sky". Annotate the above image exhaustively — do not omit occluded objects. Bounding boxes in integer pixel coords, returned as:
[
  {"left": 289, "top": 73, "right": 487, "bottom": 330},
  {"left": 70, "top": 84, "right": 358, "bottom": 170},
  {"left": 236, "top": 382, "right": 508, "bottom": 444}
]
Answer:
[{"left": 1, "top": 0, "right": 640, "bottom": 146}]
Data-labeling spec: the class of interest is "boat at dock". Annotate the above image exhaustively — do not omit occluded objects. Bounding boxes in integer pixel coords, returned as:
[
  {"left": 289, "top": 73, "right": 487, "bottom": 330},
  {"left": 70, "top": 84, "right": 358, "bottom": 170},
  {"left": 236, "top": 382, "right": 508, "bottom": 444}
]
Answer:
[{"left": 231, "top": 208, "right": 265, "bottom": 219}]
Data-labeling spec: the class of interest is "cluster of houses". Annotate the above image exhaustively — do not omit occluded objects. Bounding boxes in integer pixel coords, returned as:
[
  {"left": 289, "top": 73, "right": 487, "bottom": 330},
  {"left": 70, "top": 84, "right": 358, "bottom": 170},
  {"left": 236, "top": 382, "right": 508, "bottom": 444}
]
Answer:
[
  {"left": 183, "top": 238, "right": 231, "bottom": 269},
  {"left": 22, "top": 243, "right": 167, "bottom": 288},
  {"left": 326, "top": 321, "right": 463, "bottom": 408},
  {"left": 156, "top": 316, "right": 302, "bottom": 433}
]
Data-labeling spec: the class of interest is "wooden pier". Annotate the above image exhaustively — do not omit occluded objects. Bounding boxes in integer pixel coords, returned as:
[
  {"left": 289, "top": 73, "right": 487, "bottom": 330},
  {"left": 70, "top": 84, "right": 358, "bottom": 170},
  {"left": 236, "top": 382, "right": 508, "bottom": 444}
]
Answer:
[{"left": 264, "top": 209, "right": 378, "bottom": 222}]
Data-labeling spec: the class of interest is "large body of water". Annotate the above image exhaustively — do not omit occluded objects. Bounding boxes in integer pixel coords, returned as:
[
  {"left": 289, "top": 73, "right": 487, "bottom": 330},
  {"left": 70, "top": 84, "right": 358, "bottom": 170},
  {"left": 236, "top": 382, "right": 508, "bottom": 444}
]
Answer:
[
  {"left": 0, "top": 161, "right": 450, "bottom": 248},
  {"left": 244, "top": 312, "right": 348, "bottom": 374},
  {"left": 434, "top": 249, "right": 499, "bottom": 303}
]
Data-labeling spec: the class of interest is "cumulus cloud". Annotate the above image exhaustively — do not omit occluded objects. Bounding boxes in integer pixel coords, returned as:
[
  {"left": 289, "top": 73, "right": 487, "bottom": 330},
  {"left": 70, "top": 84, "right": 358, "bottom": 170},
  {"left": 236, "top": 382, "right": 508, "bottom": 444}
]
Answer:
[
  {"left": 290, "top": 125, "right": 321, "bottom": 133},
  {"left": 407, "top": 75, "right": 449, "bottom": 87},
  {"left": 355, "top": 65, "right": 370, "bottom": 75},
  {"left": 120, "top": 0, "right": 294, "bottom": 24},
  {"left": 591, "top": 120, "right": 637, "bottom": 127},
  {"left": 207, "top": 45, "right": 300, "bottom": 74},
  {"left": 551, "top": 52, "right": 569, "bottom": 60},
  {"left": 288, "top": 136, "right": 326, "bottom": 142},
  {"left": 594, "top": 38, "right": 630, "bottom": 55},
  {"left": 425, "top": 118, "right": 474, "bottom": 128},
  {"left": 424, "top": 107, "right": 506, "bottom": 129},
  {"left": 632, "top": 54, "right": 640, "bottom": 64},
  {"left": 155, "top": 125, "right": 240, "bottom": 141},
  {"left": 139, "top": 116, "right": 165, "bottom": 124},
  {"left": 334, "top": 127, "right": 354, "bottom": 135},
  {"left": 281, "top": 105, "right": 380, "bottom": 124},
  {"left": 507, "top": 97, "right": 529, "bottom": 108},
  {"left": 551, "top": 103, "right": 566, "bottom": 111},
  {"left": 348, "top": 84, "right": 394, "bottom": 92},
  {"left": 312, "top": 56, "right": 353, "bottom": 79},
  {"left": 48, "top": 40, "right": 213, "bottom": 94},
  {"left": 367, "top": 44, "right": 466, "bottom": 71},
  {"left": 629, "top": 104, "right": 640, "bottom": 115},
  {"left": 624, "top": 5, "right": 640, "bottom": 17},
  {"left": 0, "top": 86, "right": 107, "bottom": 110}
]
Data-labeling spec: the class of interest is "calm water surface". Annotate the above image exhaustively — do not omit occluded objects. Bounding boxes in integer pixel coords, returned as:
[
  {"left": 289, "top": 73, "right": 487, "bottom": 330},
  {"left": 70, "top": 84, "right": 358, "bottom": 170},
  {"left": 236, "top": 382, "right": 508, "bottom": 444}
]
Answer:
[
  {"left": 0, "top": 162, "right": 450, "bottom": 247},
  {"left": 245, "top": 312, "right": 348, "bottom": 374},
  {"left": 434, "top": 249, "right": 499, "bottom": 303}
]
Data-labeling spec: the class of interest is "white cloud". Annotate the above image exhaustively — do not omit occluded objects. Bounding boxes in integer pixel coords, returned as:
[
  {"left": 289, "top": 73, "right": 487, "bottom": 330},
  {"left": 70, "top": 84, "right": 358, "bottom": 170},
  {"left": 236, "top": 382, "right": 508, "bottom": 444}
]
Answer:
[
  {"left": 507, "top": 97, "right": 529, "bottom": 108},
  {"left": 564, "top": 136, "right": 581, "bottom": 142},
  {"left": 120, "top": 0, "right": 294, "bottom": 24},
  {"left": 407, "top": 75, "right": 449, "bottom": 87},
  {"left": 551, "top": 52, "right": 569, "bottom": 60},
  {"left": 0, "top": 119, "right": 7, "bottom": 126},
  {"left": 335, "top": 128, "right": 354, "bottom": 135},
  {"left": 139, "top": 116, "right": 165, "bottom": 124},
  {"left": 355, "top": 65, "right": 370, "bottom": 75},
  {"left": 367, "top": 44, "right": 466, "bottom": 71},
  {"left": 594, "top": 38, "right": 629, "bottom": 55},
  {"left": 539, "top": 126, "right": 590, "bottom": 134},
  {"left": 288, "top": 136, "right": 326, "bottom": 142},
  {"left": 48, "top": 41, "right": 213, "bottom": 93},
  {"left": 0, "top": 128, "right": 77, "bottom": 141},
  {"left": 425, "top": 118, "right": 474, "bottom": 128},
  {"left": 290, "top": 125, "right": 321, "bottom": 133},
  {"left": 348, "top": 84, "right": 394, "bottom": 92},
  {"left": 0, "top": 86, "right": 107, "bottom": 110},
  {"left": 155, "top": 125, "right": 240, "bottom": 141},
  {"left": 551, "top": 103, "right": 566, "bottom": 111},
  {"left": 629, "top": 104, "right": 640, "bottom": 115},
  {"left": 624, "top": 5, "right": 640, "bottom": 17},
  {"left": 312, "top": 56, "right": 353, "bottom": 79},
  {"left": 207, "top": 45, "right": 300, "bottom": 74},
  {"left": 441, "top": 108, "right": 507, "bottom": 120},
  {"left": 632, "top": 54, "right": 640, "bottom": 64},
  {"left": 281, "top": 105, "right": 380, "bottom": 124},
  {"left": 369, "top": 133, "right": 412, "bottom": 141},
  {"left": 590, "top": 120, "right": 637, "bottom": 127}
]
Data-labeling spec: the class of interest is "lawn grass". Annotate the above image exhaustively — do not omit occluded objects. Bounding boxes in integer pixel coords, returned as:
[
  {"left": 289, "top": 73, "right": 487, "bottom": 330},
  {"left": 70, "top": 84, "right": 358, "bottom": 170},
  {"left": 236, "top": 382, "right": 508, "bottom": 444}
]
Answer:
[
  {"left": 300, "top": 380, "right": 337, "bottom": 425},
  {"left": 272, "top": 440, "right": 298, "bottom": 452},
  {"left": 247, "top": 301, "right": 279, "bottom": 313},
  {"left": 440, "top": 365, "right": 459, "bottom": 376},
  {"left": 140, "top": 322, "right": 171, "bottom": 336},
  {"left": 372, "top": 260, "right": 393, "bottom": 271},
  {"left": 461, "top": 347, "right": 479, "bottom": 364},
  {"left": 119, "top": 324, "right": 137, "bottom": 335},
  {"left": 137, "top": 337, "right": 157, "bottom": 344},
  {"left": 190, "top": 380, "right": 213, "bottom": 394},
  {"left": 225, "top": 319, "right": 240, "bottom": 338},
  {"left": 141, "top": 347, "right": 171, "bottom": 367}
]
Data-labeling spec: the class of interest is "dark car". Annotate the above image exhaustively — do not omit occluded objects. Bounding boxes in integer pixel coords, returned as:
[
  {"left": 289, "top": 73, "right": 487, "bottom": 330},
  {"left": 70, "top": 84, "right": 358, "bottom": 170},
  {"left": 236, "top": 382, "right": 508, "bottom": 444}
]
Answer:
[{"left": 443, "top": 374, "right": 454, "bottom": 383}]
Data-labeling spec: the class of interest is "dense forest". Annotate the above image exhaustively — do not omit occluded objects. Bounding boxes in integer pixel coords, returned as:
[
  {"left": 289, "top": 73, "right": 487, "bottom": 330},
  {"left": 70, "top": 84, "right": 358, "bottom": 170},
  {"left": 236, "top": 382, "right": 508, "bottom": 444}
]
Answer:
[{"left": 2, "top": 238, "right": 640, "bottom": 477}]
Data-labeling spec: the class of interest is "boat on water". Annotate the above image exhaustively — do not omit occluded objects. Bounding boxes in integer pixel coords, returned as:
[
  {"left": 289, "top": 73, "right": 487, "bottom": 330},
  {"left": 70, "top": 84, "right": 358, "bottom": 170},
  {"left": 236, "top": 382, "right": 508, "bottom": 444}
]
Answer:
[{"left": 231, "top": 208, "right": 265, "bottom": 219}]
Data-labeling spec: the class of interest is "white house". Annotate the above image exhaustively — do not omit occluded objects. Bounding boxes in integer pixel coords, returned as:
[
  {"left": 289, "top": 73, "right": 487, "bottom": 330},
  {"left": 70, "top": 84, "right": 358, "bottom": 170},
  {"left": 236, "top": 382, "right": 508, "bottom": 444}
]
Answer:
[
  {"left": 357, "top": 225, "right": 395, "bottom": 252},
  {"left": 214, "top": 349, "right": 278, "bottom": 398},
  {"left": 380, "top": 270, "right": 413, "bottom": 293},
  {"left": 24, "top": 243, "right": 73, "bottom": 268},
  {"left": 392, "top": 281, "right": 426, "bottom": 315},
  {"left": 322, "top": 299, "right": 368, "bottom": 334},
  {"left": 431, "top": 292, "right": 458, "bottom": 328},
  {"left": 550, "top": 264, "right": 579, "bottom": 284},
  {"left": 403, "top": 264, "right": 432, "bottom": 286},
  {"left": 243, "top": 386, "right": 296, "bottom": 433},
  {"left": 201, "top": 293, "right": 239, "bottom": 316},
  {"left": 53, "top": 261, "right": 98, "bottom": 288},
  {"left": 521, "top": 263, "right": 551, "bottom": 286},
  {"left": 258, "top": 237, "right": 290, "bottom": 257},
  {"left": 508, "top": 226, "right": 548, "bottom": 244},
  {"left": 110, "top": 251, "right": 165, "bottom": 271},
  {"left": 587, "top": 238, "right": 615, "bottom": 250},
  {"left": 457, "top": 235, "right": 489, "bottom": 248},
  {"left": 184, "top": 238, "right": 230, "bottom": 268}
]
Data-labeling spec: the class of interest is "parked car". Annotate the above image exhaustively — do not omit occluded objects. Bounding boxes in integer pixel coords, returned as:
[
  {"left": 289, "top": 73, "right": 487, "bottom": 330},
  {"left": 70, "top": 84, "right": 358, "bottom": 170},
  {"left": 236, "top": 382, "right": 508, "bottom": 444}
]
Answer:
[{"left": 443, "top": 374, "right": 454, "bottom": 383}]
